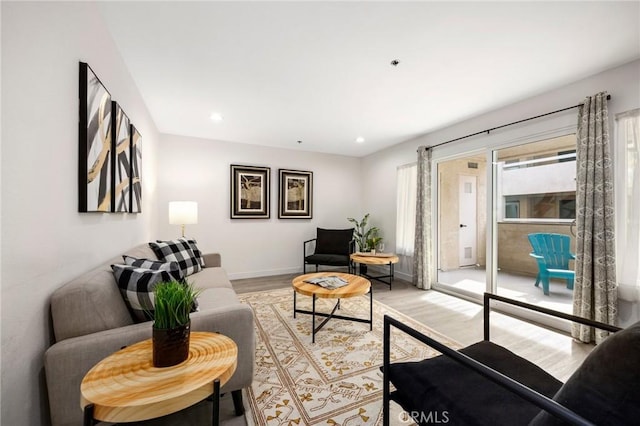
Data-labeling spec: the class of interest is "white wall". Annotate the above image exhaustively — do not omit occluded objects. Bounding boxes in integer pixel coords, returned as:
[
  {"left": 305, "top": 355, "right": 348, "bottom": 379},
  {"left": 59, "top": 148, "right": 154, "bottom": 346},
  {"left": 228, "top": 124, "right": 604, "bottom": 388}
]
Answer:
[
  {"left": 156, "top": 134, "right": 363, "bottom": 279},
  {"left": 1, "top": 3, "right": 160, "bottom": 425},
  {"left": 362, "top": 59, "right": 640, "bottom": 325}
]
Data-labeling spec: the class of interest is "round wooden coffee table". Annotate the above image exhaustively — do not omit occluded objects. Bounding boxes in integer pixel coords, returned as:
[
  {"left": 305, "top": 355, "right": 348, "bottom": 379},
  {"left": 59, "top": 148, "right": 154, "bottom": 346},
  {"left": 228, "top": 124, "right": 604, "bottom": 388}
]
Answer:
[
  {"left": 80, "top": 331, "right": 237, "bottom": 426},
  {"left": 292, "top": 272, "right": 372, "bottom": 343},
  {"left": 350, "top": 253, "right": 399, "bottom": 289}
]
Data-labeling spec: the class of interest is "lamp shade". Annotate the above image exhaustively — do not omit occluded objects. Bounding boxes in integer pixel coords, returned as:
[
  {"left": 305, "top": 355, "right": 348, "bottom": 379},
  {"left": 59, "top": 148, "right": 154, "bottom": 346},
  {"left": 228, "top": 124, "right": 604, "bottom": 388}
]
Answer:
[{"left": 169, "top": 201, "right": 198, "bottom": 225}]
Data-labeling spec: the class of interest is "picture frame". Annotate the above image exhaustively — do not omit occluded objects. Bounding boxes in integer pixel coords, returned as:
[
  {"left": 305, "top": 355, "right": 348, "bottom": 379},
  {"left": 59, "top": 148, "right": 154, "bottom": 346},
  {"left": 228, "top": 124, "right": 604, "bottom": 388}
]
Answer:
[
  {"left": 112, "top": 101, "right": 131, "bottom": 212},
  {"left": 230, "top": 165, "right": 271, "bottom": 219},
  {"left": 78, "top": 62, "right": 112, "bottom": 212},
  {"left": 130, "top": 124, "right": 142, "bottom": 213},
  {"left": 278, "top": 169, "right": 313, "bottom": 219}
]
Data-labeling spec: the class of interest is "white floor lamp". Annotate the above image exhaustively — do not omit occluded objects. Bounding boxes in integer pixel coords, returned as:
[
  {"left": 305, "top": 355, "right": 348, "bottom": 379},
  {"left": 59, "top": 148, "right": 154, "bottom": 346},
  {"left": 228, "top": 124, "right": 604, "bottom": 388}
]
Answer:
[{"left": 169, "top": 201, "right": 198, "bottom": 237}]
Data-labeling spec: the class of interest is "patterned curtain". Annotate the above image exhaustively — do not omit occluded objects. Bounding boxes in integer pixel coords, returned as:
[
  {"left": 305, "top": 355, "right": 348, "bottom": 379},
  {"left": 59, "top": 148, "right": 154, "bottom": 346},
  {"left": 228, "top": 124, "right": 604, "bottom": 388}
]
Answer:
[
  {"left": 413, "top": 147, "right": 433, "bottom": 290},
  {"left": 573, "top": 92, "right": 617, "bottom": 344}
]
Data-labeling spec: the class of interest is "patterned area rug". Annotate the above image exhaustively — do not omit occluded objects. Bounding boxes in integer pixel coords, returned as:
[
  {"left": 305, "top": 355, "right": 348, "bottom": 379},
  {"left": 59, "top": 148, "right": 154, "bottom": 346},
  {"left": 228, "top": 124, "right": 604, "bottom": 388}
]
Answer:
[{"left": 238, "top": 288, "right": 461, "bottom": 425}]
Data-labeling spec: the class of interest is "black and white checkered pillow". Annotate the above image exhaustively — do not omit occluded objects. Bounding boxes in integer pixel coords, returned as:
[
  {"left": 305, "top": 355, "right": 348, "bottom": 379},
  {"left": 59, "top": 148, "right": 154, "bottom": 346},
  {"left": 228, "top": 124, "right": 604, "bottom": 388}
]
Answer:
[
  {"left": 122, "top": 255, "right": 184, "bottom": 282},
  {"left": 111, "top": 264, "right": 175, "bottom": 323},
  {"left": 149, "top": 238, "right": 202, "bottom": 276},
  {"left": 184, "top": 239, "right": 205, "bottom": 268}
]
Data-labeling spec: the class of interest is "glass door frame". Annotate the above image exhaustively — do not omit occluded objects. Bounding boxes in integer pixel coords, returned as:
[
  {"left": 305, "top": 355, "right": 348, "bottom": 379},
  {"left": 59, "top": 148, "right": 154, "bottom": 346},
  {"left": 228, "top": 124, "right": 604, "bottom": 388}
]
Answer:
[
  {"left": 431, "top": 124, "right": 579, "bottom": 331},
  {"left": 432, "top": 148, "right": 491, "bottom": 303}
]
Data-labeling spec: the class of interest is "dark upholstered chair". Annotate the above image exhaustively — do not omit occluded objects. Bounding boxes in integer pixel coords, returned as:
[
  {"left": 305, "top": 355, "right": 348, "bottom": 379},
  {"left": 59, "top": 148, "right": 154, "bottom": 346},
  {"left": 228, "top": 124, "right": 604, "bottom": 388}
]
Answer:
[
  {"left": 382, "top": 293, "right": 634, "bottom": 426},
  {"left": 303, "top": 228, "right": 355, "bottom": 274}
]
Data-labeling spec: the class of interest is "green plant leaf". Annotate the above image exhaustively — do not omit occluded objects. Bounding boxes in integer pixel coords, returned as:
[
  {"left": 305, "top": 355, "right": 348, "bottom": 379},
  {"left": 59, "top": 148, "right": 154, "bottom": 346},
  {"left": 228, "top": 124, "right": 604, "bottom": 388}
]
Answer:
[{"left": 152, "top": 280, "right": 200, "bottom": 329}]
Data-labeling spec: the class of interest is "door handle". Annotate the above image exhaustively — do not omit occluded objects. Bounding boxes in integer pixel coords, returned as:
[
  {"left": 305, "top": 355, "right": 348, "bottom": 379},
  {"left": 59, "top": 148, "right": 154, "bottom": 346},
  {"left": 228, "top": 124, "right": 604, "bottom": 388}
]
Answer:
[{"left": 460, "top": 224, "right": 467, "bottom": 228}]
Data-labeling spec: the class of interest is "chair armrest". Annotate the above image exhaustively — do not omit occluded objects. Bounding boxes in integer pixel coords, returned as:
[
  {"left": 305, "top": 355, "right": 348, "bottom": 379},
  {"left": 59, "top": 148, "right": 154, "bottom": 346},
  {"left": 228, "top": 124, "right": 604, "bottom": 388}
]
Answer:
[
  {"left": 304, "top": 238, "right": 317, "bottom": 256},
  {"left": 383, "top": 315, "right": 595, "bottom": 426},
  {"left": 483, "top": 292, "right": 621, "bottom": 337},
  {"left": 202, "top": 252, "right": 221, "bottom": 268},
  {"left": 529, "top": 253, "right": 544, "bottom": 260}
]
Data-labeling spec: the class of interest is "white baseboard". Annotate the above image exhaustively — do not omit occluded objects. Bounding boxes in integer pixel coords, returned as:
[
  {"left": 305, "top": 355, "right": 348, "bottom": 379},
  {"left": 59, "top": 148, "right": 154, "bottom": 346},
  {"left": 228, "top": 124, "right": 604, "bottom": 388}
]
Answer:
[
  {"left": 228, "top": 265, "right": 413, "bottom": 282},
  {"left": 228, "top": 266, "right": 300, "bottom": 280}
]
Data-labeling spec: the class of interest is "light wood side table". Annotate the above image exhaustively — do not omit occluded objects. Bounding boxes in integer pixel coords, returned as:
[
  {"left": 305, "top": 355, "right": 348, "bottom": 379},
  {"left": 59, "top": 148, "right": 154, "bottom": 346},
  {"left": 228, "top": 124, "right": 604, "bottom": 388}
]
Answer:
[
  {"left": 350, "top": 253, "right": 399, "bottom": 289},
  {"left": 292, "top": 272, "right": 372, "bottom": 343},
  {"left": 80, "top": 331, "right": 237, "bottom": 426}
]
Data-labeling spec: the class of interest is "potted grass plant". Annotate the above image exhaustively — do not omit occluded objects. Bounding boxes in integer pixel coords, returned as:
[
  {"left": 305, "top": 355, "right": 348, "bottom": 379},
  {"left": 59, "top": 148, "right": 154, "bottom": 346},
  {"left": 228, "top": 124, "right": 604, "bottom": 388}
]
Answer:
[{"left": 152, "top": 280, "right": 200, "bottom": 368}]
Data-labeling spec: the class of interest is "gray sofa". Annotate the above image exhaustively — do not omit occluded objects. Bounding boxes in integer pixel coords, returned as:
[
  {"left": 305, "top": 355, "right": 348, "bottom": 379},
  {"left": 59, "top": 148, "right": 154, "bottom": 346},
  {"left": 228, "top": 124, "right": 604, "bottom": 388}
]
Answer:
[{"left": 44, "top": 244, "right": 255, "bottom": 426}]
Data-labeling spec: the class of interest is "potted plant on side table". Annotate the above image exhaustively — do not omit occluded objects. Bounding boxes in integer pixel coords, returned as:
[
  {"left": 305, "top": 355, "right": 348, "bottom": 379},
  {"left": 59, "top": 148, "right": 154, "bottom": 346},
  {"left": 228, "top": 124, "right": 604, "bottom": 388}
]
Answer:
[
  {"left": 347, "top": 213, "right": 381, "bottom": 253},
  {"left": 348, "top": 213, "right": 384, "bottom": 273},
  {"left": 152, "top": 280, "right": 200, "bottom": 368}
]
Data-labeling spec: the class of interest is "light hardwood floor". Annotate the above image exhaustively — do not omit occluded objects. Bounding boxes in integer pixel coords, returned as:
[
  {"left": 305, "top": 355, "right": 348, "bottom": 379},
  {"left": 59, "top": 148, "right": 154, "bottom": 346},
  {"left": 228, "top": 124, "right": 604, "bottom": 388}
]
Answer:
[{"left": 232, "top": 271, "right": 594, "bottom": 382}]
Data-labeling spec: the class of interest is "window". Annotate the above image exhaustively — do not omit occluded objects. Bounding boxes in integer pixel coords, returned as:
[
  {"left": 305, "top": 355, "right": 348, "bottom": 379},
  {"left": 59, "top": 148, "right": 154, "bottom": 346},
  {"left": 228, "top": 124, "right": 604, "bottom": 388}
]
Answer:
[
  {"left": 396, "top": 163, "right": 417, "bottom": 256},
  {"left": 616, "top": 109, "right": 640, "bottom": 302},
  {"left": 498, "top": 137, "right": 577, "bottom": 222}
]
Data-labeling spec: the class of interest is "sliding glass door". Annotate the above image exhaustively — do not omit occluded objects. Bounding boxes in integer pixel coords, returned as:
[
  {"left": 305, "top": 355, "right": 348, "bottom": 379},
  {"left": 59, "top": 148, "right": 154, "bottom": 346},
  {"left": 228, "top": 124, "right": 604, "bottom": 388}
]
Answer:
[
  {"left": 435, "top": 135, "right": 576, "bottom": 314},
  {"left": 493, "top": 135, "right": 576, "bottom": 313},
  {"left": 436, "top": 153, "right": 488, "bottom": 299}
]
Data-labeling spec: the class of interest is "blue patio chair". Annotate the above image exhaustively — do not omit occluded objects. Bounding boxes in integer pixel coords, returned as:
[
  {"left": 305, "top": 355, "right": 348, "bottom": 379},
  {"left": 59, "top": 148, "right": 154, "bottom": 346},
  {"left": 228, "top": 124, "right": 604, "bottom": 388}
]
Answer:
[{"left": 527, "top": 233, "right": 575, "bottom": 296}]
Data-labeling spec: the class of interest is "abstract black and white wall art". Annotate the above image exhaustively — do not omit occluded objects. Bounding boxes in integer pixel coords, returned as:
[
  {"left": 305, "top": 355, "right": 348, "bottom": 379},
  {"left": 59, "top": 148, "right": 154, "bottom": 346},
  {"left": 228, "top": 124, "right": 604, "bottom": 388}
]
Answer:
[
  {"left": 130, "top": 125, "right": 142, "bottom": 213},
  {"left": 79, "top": 62, "right": 112, "bottom": 212},
  {"left": 112, "top": 102, "right": 131, "bottom": 212},
  {"left": 230, "top": 164, "right": 271, "bottom": 219},
  {"left": 278, "top": 169, "right": 313, "bottom": 219}
]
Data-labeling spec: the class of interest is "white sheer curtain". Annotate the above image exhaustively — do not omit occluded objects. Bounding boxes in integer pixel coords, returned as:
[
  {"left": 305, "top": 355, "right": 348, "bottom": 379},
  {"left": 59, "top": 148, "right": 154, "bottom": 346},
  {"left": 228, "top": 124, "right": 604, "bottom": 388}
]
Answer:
[
  {"left": 396, "top": 163, "right": 417, "bottom": 256},
  {"left": 616, "top": 108, "right": 640, "bottom": 302}
]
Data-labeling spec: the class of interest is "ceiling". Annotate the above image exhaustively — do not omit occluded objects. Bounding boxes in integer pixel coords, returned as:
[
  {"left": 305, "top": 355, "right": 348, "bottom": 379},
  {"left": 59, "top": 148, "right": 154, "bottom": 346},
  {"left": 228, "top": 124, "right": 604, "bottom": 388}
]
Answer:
[{"left": 99, "top": 1, "right": 640, "bottom": 157}]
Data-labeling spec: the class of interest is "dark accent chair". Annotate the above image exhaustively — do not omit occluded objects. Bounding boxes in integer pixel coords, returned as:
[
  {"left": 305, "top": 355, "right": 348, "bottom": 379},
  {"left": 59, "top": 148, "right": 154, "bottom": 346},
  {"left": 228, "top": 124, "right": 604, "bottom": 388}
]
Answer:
[
  {"left": 383, "top": 293, "right": 637, "bottom": 426},
  {"left": 303, "top": 228, "right": 355, "bottom": 274}
]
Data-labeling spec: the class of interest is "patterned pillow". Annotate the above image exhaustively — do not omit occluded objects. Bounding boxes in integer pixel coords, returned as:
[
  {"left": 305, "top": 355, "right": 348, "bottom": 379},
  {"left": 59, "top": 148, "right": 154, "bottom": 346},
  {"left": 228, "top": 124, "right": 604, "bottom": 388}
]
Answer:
[
  {"left": 184, "top": 238, "right": 205, "bottom": 268},
  {"left": 149, "top": 238, "right": 202, "bottom": 276},
  {"left": 122, "top": 255, "right": 184, "bottom": 282},
  {"left": 111, "top": 264, "right": 175, "bottom": 323}
]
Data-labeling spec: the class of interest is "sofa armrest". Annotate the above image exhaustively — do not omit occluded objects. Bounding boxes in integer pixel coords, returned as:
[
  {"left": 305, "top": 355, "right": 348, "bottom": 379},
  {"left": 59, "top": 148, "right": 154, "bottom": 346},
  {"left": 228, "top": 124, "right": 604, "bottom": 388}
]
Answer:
[
  {"left": 190, "top": 303, "right": 255, "bottom": 392},
  {"left": 45, "top": 303, "right": 254, "bottom": 426},
  {"left": 45, "top": 322, "right": 152, "bottom": 426},
  {"left": 202, "top": 252, "right": 221, "bottom": 268}
]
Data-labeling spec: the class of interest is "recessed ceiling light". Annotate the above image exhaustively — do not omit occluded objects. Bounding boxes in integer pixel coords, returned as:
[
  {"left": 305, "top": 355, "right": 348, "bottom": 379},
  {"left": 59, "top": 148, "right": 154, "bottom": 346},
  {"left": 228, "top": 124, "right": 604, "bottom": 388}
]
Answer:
[
  {"left": 210, "top": 112, "right": 223, "bottom": 122},
  {"left": 355, "top": 136, "right": 365, "bottom": 143}
]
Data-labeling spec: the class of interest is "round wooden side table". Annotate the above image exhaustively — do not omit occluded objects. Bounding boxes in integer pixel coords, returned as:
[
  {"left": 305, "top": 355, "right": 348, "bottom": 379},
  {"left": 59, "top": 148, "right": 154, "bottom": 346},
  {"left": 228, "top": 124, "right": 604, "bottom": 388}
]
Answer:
[
  {"left": 292, "top": 272, "right": 372, "bottom": 343},
  {"left": 80, "top": 331, "right": 237, "bottom": 426},
  {"left": 350, "top": 253, "right": 399, "bottom": 289}
]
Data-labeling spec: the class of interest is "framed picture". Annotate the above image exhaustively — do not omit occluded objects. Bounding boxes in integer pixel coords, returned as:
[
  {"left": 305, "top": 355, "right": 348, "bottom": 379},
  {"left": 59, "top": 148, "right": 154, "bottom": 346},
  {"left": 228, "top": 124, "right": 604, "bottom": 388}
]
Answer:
[
  {"left": 130, "top": 125, "right": 142, "bottom": 213},
  {"left": 112, "top": 102, "right": 131, "bottom": 212},
  {"left": 79, "top": 62, "right": 112, "bottom": 212},
  {"left": 230, "top": 165, "right": 271, "bottom": 219},
  {"left": 278, "top": 169, "right": 313, "bottom": 219}
]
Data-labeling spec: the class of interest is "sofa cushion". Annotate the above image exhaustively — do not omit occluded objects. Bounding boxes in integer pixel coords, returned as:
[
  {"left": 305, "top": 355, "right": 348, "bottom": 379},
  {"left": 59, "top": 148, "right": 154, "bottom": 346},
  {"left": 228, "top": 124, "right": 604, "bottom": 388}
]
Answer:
[
  {"left": 387, "top": 340, "right": 562, "bottom": 426},
  {"left": 315, "top": 228, "right": 353, "bottom": 255},
  {"left": 188, "top": 266, "right": 233, "bottom": 290},
  {"left": 149, "top": 238, "right": 202, "bottom": 276},
  {"left": 529, "top": 321, "right": 640, "bottom": 425},
  {"left": 122, "top": 255, "right": 184, "bottom": 281},
  {"left": 196, "top": 287, "right": 240, "bottom": 310},
  {"left": 111, "top": 264, "right": 179, "bottom": 322}
]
